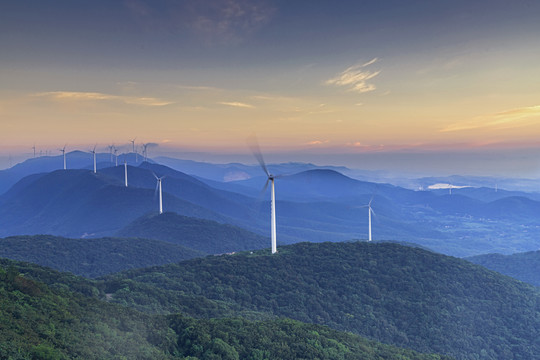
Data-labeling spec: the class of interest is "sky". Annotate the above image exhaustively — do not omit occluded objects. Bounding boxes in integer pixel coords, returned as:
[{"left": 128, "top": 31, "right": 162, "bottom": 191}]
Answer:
[{"left": 1, "top": 0, "right": 540, "bottom": 176}]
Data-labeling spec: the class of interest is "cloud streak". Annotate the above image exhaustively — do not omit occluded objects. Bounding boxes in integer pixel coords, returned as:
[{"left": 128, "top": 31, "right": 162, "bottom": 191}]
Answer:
[
  {"left": 326, "top": 58, "right": 380, "bottom": 94},
  {"left": 35, "top": 91, "right": 173, "bottom": 107},
  {"left": 219, "top": 101, "right": 255, "bottom": 108},
  {"left": 441, "top": 105, "right": 540, "bottom": 132}
]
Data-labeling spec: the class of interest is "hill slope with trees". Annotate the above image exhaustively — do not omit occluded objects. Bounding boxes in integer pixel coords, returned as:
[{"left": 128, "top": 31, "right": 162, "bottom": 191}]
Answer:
[
  {"left": 102, "top": 241, "right": 540, "bottom": 360},
  {"left": 467, "top": 250, "right": 540, "bottom": 287},
  {"left": 0, "top": 235, "right": 203, "bottom": 278},
  {"left": 0, "top": 259, "right": 449, "bottom": 360},
  {"left": 116, "top": 212, "right": 269, "bottom": 254}
]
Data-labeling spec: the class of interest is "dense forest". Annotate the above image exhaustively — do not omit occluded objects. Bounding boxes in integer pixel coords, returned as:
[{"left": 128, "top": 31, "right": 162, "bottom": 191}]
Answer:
[
  {"left": 0, "top": 235, "right": 202, "bottom": 277},
  {"left": 0, "top": 261, "right": 450, "bottom": 360},
  {"left": 101, "top": 241, "right": 540, "bottom": 360},
  {"left": 467, "top": 250, "right": 540, "bottom": 287},
  {"left": 116, "top": 212, "right": 268, "bottom": 254}
]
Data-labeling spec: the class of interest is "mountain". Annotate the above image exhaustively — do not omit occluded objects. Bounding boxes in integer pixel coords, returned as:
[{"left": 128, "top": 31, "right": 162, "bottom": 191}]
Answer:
[
  {"left": 102, "top": 241, "right": 540, "bottom": 360},
  {"left": 0, "top": 168, "right": 226, "bottom": 238},
  {"left": 154, "top": 156, "right": 349, "bottom": 182},
  {"left": 0, "top": 235, "right": 203, "bottom": 278},
  {"left": 467, "top": 250, "right": 540, "bottom": 287},
  {"left": 117, "top": 212, "right": 269, "bottom": 254},
  {"left": 0, "top": 258, "right": 449, "bottom": 360},
  {"left": 0, "top": 151, "right": 150, "bottom": 196},
  {"left": 2, "top": 159, "right": 540, "bottom": 256}
]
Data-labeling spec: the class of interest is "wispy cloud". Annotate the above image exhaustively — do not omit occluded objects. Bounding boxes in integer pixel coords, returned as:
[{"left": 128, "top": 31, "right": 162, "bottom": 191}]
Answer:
[
  {"left": 219, "top": 101, "right": 255, "bottom": 108},
  {"left": 35, "top": 91, "right": 173, "bottom": 106},
  {"left": 306, "top": 140, "right": 329, "bottom": 146},
  {"left": 441, "top": 105, "right": 540, "bottom": 132},
  {"left": 326, "top": 58, "right": 380, "bottom": 94}
]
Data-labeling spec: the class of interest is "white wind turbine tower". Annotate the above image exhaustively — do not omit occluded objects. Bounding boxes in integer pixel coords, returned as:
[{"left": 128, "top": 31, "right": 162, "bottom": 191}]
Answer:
[
  {"left": 249, "top": 137, "right": 280, "bottom": 254},
  {"left": 90, "top": 145, "right": 97, "bottom": 173},
  {"left": 362, "top": 197, "right": 376, "bottom": 242},
  {"left": 114, "top": 146, "right": 119, "bottom": 166},
  {"left": 124, "top": 157, "right": 128, "bottom": 187},
  {"left": 108, "top": 145, "right": 114, "bottom": 163},
  {"left": 142, "top": 143, "right": 149, "bottom": 162},
  {"left": 59, "top": 145, "right": 67, "bottom": 170},
  {"left": 153, "top": 173, "right": 165, "bottom": 214},
  {"left": 32, "top": 144, "right": 36, "bottom": 158}
]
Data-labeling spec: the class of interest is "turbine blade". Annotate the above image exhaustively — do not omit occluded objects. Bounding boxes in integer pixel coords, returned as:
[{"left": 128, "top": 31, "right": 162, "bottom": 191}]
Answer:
[
  {"left": 261, "top": 178, "right": 270, "bottom": 195},
  {"left": 247, "top": 135, "right": 270, "bottom": 177}
]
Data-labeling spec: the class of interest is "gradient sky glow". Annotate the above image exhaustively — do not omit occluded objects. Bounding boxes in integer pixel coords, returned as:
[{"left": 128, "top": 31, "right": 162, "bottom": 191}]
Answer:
[{"left": 2, "top": 0, "right": 540, "bottom": 176}]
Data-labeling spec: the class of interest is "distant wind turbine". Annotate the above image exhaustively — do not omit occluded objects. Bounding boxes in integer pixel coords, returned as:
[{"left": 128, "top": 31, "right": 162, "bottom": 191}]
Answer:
[
  {"left": 153, "top": 173, "right": 165, "bottom": 214},
  {"left": 123, "top": 156, "right": 127, "bottom": 187},
  {"left": 142, "top": 143, "right": 149, "bottom": 162},
  {"left": 249, "top": 136, "right": 281, "bottom": 254},
  {"left": 32, "top": 144, "right": 36, "bottom": 158},
  {"left": 129, "top": 138, "right": 136, "bottom": 153},
  {"left": 114, "top": 146, "right": 118, "bottom": 166},
  {"left": 90, "top": 145, "right": 97, "bottom": 173},
  {"left": 58, "top": 145, "right": 67, "bottom": 170},
  {"left": 361, "top": 197, "right": 376, "bottom": 242},
  {"left": 108, "top": 145, "right": 114, "bottom": 163}
]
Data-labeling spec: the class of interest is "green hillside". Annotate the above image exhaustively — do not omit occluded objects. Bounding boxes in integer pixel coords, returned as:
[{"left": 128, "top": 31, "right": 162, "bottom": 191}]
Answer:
[
  {"left": 102, "top": 241, "right": 540, "bottom": 360},
  {"left": 116, "top": 212, "right": 269, "bottom": 254},
  {"left": 0, "top": 260, "right": 448, "bottom": 360},
  {"left": 467, "top": 250, "right": 540, "bottom": 287},
  {"left": 0, "top": 235, "right": 203, "bottom": 278}
]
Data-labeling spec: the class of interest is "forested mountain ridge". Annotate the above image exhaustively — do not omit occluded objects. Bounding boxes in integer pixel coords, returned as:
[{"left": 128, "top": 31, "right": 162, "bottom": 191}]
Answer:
[
  {"left": 102, "top": 241, "right": 540, "bottom": 360},
  {"left": 467, "top": 250, "right": 540, "bottom": 287},
  {"left": 0, "top": 259, "right": 451, "bottom": 360},
  {"left": 117, "top": 212, "right": 268, "bottom": 254},
  {"left": 0, "top": 235, "right": 203, "bottom": 278}
]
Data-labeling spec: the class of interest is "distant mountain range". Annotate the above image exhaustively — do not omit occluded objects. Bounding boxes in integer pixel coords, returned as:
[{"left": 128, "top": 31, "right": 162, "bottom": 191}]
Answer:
[{"left": 1, "top": 155, "right": 540, "bottom": 256}]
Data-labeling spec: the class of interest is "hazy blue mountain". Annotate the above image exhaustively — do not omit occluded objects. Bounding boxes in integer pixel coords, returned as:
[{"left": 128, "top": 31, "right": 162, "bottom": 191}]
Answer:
[
  {"left": 117, "top": 212, "right": 269, "bottom": 254},
  {"left": 0, "top": 234, "right": 203, "bottom": 277},
  {"left": 0, "top": 168, "right": 226, "bottom": 238},
  {"left": 103, "top": 241, "right": 540, "bottom": 360},
  {"left": 0, "top": 151, "right": 148, "bottom": 195},
  {"left": 154, "top": 156, "right": 349, "bottom": 182},
  {"left": 467, "top": 250, "right": 540, "bottom": 287},
  {"left": 414, "top": 175, "right": 540, "bottom": 195},
  {"left": 2, "top": 159, "right": 540, "bottom": 256}
]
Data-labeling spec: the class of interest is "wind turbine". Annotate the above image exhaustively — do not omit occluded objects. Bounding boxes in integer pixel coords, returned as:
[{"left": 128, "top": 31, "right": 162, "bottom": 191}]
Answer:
[
  {"left": 113, "top": 146, "right": 119, "bottom": 166},
  {"left": 153, "top": 173, "right": 165, "bottom": 214},
  {"left": 129, "top": 138, "right": 136, "bottom": 153},
  {"left": 58, "top": 145, "right": 67, "bottom": 170},
  {"left": 142, "top": 143, "right": 149, "bottom": 162},
  {"left": 108, "top": 145, "right": 114, "bottom": 163},
  {"left": 366, "top": 198, "right": 375, "bottom": 241},
  {"left": 32, "top": 144, "right": 36, "bottom": 158},
  {"left": 124, "top": 158, "right": 128, "bottom": 187},
  {"left": 249, "top": 137, "right": 279, "bottom": 254},
  {"left": 90, "top": 145, "right": 97, "bottom": 173}
]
